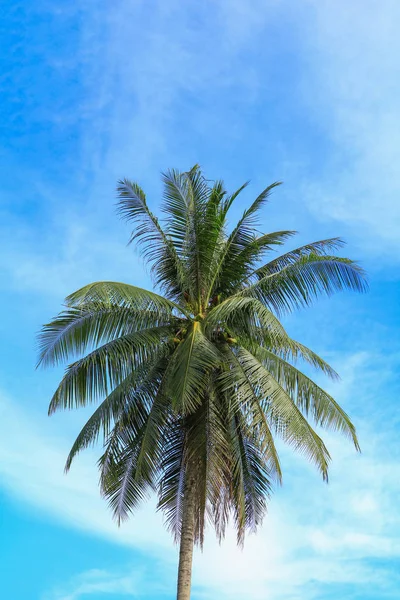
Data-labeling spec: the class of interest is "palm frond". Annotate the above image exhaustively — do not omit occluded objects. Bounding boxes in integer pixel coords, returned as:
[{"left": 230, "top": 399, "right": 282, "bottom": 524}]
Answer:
[
  {"left": 250, "top": 238, "right": 346, "bottom": 279},
  {"left": 242, "top": 254, "right": 367, "bottom": 316},
  {"left": 65, "top": 355, "right": 167, "bottom": 471},
  {"left": 166, "top": 322, "right": 221, "bottom": 413},
  {"left": 117, "top": 179, "right": 186, "bottom": 298},
  {"left": 99, "top": 428, "right": 153, "bottom": 522},
  {"left": 205, "top": 295, "right": 292, "bottom": 346},
  {"left": 217, "top": 345, "right": 282, "bottom": 483},
  {"left": 37, "top": 302, "right": 179, "bottom": 368},
  {"left": 221, "top": 181, "right": 250, "bottom": 215},
  {"left": 158, "top": 417, "right": 187, "bottom": 542},
  {"left": 236, "top": 347, "right": 331, "bottom": 481},
  {"left": 215, "top": 231, "right": 296, "bottom": 297},
  {"left": 48, "top": 326, "right": 173, "bottom": 414},
  {"left": 237, "top": 331, "right": 339, "bottom": 380},
  {"left": 100, "top": 388, "right": 171, "bottom": 523},
  {"left": 205, "top": 182, "right": 281, "bottom": 303},
  {"left": 65, "top": 281, "right": 188, "bottom": 316},
  {"left": 228, "top": 411, "right": 271, "bottom": 545},
  {"left": 255, "top": 346, "right": 359, "bottom": 448}
]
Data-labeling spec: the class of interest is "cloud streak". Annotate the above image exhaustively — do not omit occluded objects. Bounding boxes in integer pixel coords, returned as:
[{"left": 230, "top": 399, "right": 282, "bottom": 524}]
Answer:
[
  {"left": 1, "top": 349, "right": 399, "bottom": 600},
  {"left": 300, "top": 0, "right": 400, "bottom": 255}
]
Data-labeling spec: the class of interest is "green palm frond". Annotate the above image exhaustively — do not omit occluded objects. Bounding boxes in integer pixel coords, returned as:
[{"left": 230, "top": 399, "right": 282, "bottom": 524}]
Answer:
[
  {"left": 100, "top": 388, "right": 171, "bottom": 523},
  {"left": 37, "top": 303, "right": 179, "bottom": 368},
  {"left": 48, "top": 326, "right": 173, "bottom": 414},
  {"left": 237, "top": 331, "right": 338, "bottom": 379},
  {"left": 157, "top": 417, "right": 187, "bottom": 542},
  {"left": 166, "top": 322, "right": 221, "bottom": 413},
  {"left": 236, "top": 347, "right": 331, "bottom": 481},
  {"left": 65, "top": 281, "right": 188, "bottom": 317},
  {"left": 243, "top": 254, "right": 367, "bottom": 315},
  {"left": 65, "top": 355, "right": 167, "bottom": 471},
  {"left": 117, "top": 179, "right": 186, "bottom": 299},
  {"left": 99, "top": 428, "right": 153, "bottom": 522},
  {"left": 247, "top": 237, "right": 346, "bottom": 280},
  {"left": 253, "top": 346, "right": 358, "bottom": 448},
  {"left": 205, "top": 182, "right": 282, "bottom": 303},
  {"left": 218, "top": 345, "right": 282, "bottom": 483},
  {"left": 221, "top": 181, "right": 250, "bottom": 215},
  {"left": 228, "top": 410, "right": 272, "bottom": 545},
  {"left": 214, "top": 230, "right": 296, "bottom": 297},
  {"left": 205, "top": 295, "right": 292, "bottom": 346}
]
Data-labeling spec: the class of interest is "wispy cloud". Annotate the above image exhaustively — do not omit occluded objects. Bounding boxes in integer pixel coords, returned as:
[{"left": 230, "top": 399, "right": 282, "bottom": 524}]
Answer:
[
  {"left": 299, "top": 0, "right": 400, "bottom": 254},
  {"left": 2, "top": 349, "right": 399, "bottom": 600},
  {"left": 43, "top": 568, "right": 141, "bottom": 600}
]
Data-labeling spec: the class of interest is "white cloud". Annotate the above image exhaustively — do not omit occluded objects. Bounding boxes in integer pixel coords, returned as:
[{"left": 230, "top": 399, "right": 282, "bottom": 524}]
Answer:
[
  {"left": 1, "top": 349, "right": 399, "bottom": 600},
  {"left": 43, "top": 569, "right": 141, "bottom": 600},
  {"left": 0, "top": 393, "right": 174, "bottom": 555},
  {"left": 5, "top": 0, "right": 397, "bottom": 308},
  {"left": 300, "top": 0, "right": 400, "bottom": 253},
  {"left": 0, "top": 216, "right": 144, "bottom": 300}
]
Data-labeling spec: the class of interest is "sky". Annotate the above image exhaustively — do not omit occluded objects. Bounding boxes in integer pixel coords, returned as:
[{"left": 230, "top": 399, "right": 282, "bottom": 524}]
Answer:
[{"left": 1, "top": 0, "right": 400, "bottom": 599}]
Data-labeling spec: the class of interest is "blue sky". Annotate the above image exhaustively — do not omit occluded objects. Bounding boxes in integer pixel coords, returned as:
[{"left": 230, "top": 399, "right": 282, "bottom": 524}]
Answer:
[{"left": 1, "top": 1, "right": 399, "bottom": 599}]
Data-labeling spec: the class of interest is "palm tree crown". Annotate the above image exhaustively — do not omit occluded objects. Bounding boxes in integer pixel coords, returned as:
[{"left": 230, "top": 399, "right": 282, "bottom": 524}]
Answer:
[{"left": 38, "top": 166, "right": 366, "bottom": 578}]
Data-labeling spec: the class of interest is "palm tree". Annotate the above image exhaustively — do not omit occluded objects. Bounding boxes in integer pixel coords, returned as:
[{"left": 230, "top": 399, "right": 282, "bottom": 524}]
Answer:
[{"left": 38, "top": 166, "right": 366, "bottom": 600}]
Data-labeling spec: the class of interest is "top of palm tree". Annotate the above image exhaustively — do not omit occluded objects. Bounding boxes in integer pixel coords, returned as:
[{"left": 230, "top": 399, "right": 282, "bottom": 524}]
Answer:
[
  {"left": 38, "top": 165, "right": 367, "bottom": 546},
  {"left": 113, "top": 165, "right": 365, "bottom": 315}
]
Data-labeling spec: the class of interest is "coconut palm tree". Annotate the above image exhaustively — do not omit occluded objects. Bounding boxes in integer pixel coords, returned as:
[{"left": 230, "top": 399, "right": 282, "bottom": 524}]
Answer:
[{"left": 38, "top": 166, "right": 366, "bottom": 600}]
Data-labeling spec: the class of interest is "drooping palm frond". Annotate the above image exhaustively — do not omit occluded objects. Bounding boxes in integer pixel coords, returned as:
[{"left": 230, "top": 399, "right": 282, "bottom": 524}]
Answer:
[
  {"left": 245, "top": 237, "right": 346, "bottom": 279},
  {"left": 217, "top": 344, "right": 282, "bottom": 483},
  {"left": 234, "top": 330, "right": 339, "bottom": 379},
  {"left": 99, "top": 427, "right": 154, "bottom": 522},
  {"left": 37, "top": 303, "right": 180, "bottom": 368},
  {"left": 227, "top": 410, "right": 272, "bottom": 545},
  {"left": 157, "top": 416, "right": 187, "bottom": 542},
  {"left": 48, "top": 326, "right": 174, "bottom": 414},
  {"left": 100, "top": 385, "right": 171, "bottom": 523},
  {"left": 65, "top": 354, "right": 168, "bottom": 471},
  {"left": 255, "top": 346, "right": 358, "bottom": 447}
]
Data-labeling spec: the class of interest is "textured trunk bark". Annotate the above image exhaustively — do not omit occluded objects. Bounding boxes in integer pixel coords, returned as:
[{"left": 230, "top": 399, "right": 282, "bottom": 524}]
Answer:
[{"left": 176, "top": 472, "right": 196, "bottom": 600}]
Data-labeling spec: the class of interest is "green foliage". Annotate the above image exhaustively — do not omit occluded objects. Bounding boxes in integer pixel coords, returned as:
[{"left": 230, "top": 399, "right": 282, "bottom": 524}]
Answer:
[{"left": 39, "top": 166, "right": 367, "bottom": 546}]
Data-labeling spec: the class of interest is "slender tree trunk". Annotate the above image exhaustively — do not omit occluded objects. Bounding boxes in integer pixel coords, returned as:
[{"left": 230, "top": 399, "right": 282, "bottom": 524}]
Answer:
[{"left": 176, "top": 471, "right": 196, "bottom": 600}]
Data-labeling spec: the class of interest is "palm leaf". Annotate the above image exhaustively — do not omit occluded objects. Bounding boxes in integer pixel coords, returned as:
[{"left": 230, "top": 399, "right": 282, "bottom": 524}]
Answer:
[
  {"left": 242, "top": 254, "right": 367, "bottom": 315},
  {"left": 251, "top": 346, "right": 359, "bottom": 449},
  {"left": 217, "top": 344, "right": 282, "bottom": 482},
  {"left": 48, "top": 326, "right": 174, "bottom": 414},
  {"left": 236, "top": 347, "right": 331, "bottom": 481},
  {"left": 166, "top": 322, "right": 221, "bottom": 413},
  {"left": 100, "top": 388, "right": 171, "bottom": 523},
  {"left": 117, "top": 179, "right": 187, "bottom": 298},
  {"left": 65, "top": 281, "right": 188, "bottom": 317},
  {"left": 65, "top": 355, "right": 167, "bottom": 470},
  {"left": 37, "top": 302, "right": 179, "bottom": 368},
  {"left": 205, "top": 182, "right": 282, "bottom": 302}
]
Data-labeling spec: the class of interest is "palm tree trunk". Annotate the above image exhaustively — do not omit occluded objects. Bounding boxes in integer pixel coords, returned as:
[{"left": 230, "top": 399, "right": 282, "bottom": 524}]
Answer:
[{"left": 176, "top": 471, "right": 196, "bottom": 600}]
